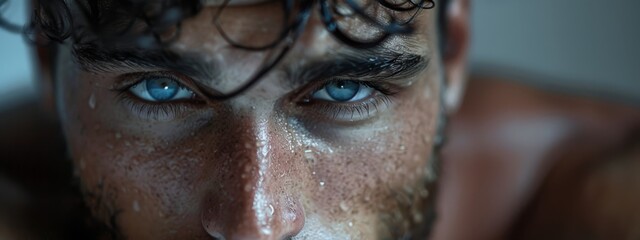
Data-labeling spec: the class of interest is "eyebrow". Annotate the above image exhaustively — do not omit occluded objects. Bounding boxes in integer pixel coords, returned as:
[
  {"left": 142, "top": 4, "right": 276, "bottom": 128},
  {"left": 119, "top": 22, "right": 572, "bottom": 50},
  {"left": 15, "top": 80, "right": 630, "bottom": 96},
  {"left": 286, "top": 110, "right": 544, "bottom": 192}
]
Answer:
[
  {"left": 73, "top": 44, "right": 428, "bottom": 89},
  {"left": 73, "top": 45, "right": 219, "bottom": 81},
  {"left": 290, "top": 48, "right": 429, "bottom": 88}
]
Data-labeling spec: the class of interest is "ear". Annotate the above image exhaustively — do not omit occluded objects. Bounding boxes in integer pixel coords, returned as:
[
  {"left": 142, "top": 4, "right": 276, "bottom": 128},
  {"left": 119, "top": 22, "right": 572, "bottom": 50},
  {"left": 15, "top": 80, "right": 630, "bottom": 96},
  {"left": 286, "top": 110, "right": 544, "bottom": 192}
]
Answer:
[{"left": 442, "top": 0, "right": 470, "bottom": 114}]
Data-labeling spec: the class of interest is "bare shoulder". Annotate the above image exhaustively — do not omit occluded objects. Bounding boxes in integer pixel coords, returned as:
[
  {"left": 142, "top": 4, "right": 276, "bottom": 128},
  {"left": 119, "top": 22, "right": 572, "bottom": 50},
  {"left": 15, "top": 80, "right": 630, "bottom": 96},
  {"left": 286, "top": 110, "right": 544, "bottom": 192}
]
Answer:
[{"left": 440, "top": 75, "right": 640, "bottom": 240}]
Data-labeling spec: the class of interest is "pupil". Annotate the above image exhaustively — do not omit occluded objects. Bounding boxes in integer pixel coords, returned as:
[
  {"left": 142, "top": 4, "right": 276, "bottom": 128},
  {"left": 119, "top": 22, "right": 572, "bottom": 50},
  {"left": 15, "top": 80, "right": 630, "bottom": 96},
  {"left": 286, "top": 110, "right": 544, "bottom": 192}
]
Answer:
[
  {"left": 147, "top": 78, "right": 179, "bottom": 101},
  {"left": 326, "top": 81, "right": 359, "bottom": 102}
]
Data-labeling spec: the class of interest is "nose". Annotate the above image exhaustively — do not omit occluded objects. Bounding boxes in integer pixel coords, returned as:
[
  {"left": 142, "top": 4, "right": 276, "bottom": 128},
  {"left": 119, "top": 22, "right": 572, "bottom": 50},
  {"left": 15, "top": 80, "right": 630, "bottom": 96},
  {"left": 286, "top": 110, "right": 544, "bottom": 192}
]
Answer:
[{"left": 201, "top": 116, "right": 305, "bottom": 240}]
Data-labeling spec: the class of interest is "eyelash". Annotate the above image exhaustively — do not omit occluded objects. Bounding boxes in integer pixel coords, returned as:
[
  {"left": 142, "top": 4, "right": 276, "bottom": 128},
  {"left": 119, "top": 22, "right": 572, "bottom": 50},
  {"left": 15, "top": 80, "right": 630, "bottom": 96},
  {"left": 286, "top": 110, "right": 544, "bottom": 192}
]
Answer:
[
  {"left": 313, "top": 94, "right": 394, "bottom": 121},
  {"left": 117, "top": 94, "right": 201, "bottom": 120},
  {"left": 300, "top": 81, "right": 398, "bottom": 121},
  {"left": 115, "top": 73, "right": 399, "bottom": 121},
  {"left": 113, "top": 73, "right": 204, "bottom": 120}
]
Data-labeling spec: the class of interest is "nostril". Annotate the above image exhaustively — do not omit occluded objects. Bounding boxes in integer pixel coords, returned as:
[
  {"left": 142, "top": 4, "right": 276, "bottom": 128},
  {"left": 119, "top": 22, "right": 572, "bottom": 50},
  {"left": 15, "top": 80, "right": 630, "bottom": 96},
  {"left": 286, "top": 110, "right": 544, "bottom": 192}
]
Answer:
[{"left": 202, "top": 215, "right": 226, "bottom": 240}]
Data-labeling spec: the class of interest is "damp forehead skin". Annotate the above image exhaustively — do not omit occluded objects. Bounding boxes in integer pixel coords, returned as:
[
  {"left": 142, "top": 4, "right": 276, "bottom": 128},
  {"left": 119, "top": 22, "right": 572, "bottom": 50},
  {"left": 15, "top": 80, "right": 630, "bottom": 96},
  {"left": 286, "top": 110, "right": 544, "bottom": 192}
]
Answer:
[{"left": 55, "top": 4, "right": 443, "bottom": 240}]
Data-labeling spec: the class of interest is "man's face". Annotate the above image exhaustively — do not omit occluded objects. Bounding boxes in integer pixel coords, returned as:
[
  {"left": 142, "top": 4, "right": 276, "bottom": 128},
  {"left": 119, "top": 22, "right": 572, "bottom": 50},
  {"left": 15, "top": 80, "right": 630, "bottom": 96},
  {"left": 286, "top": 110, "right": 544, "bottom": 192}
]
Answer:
[{"left": 52, "top": 1, "right": 451, "bottom": 239}]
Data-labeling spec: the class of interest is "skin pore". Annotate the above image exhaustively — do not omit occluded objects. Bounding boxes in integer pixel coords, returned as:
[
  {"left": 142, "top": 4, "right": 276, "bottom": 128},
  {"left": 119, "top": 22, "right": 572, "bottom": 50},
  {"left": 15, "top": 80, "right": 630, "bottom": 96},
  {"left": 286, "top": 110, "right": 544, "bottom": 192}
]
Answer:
[{"left": 44, "top": 0, "right": 467, "bottom": 239}]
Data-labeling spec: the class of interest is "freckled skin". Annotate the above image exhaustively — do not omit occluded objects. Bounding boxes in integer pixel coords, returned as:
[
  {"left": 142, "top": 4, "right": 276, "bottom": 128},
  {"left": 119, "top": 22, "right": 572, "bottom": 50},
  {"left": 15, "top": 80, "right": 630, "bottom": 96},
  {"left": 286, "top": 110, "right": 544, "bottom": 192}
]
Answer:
[{"left": 54, "top": 4, "right": 446, "bottom": 240}]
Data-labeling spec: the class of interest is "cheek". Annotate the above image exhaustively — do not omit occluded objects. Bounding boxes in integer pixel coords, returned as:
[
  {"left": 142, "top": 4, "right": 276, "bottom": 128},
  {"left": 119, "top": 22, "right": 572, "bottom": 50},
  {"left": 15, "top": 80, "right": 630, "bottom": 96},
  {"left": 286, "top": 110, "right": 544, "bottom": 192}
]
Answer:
[
  {"left": 304, "top": 77, "right": 440, "bottom": 234},
  {"left": 58, "top": 74, "right": 207, "bottom": 236}
]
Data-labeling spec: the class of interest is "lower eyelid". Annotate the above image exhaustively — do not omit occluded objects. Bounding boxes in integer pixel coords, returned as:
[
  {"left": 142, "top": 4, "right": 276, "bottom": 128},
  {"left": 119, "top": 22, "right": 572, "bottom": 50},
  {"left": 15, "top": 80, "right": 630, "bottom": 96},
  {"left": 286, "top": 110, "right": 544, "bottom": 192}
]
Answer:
[
  {"left": 302, "top": 93, "right": 394, "bottom": 123},
  {"left": 117, "top": 92, "right": 204, "bottom": 121}
]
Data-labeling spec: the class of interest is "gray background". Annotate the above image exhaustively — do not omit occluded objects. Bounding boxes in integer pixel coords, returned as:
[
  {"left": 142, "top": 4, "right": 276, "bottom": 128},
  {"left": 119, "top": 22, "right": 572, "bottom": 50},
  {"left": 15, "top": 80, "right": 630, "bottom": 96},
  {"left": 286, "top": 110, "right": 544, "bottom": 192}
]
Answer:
[
  {"left": 470, "top": 0, "right": 640, "bottom": 103},
  {"left": 1, "top": 0, "right": 639, "bottom": 104}
]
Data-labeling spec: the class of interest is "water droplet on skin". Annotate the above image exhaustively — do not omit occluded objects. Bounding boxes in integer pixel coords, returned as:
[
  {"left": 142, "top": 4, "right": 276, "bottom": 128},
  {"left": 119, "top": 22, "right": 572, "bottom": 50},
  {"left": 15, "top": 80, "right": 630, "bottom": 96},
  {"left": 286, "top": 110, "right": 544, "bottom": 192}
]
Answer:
[
  {"left": 260, "top": 228, "right": 272, "bottom": 235},
  {"left": 319, "top": 181, "right": 325, "bottom": 187},
  {"left": 133, "top": 200, "right": 141, "bottom": 212},
  {"left": 335, "top": 3, "right": 354, "bottom": 16},
  {"left": 339, "top": 201, "right": 350, "bottom": 212},
  {"left": 348, "top": 221, "right": 354, "bottom": 227},
  {"left": 88, "top": 93, "right": 96, "bottom": 109},
  {"left": 268, "top": 204, "right": 275, "bottom": 216},
  {"left": 304, "top": 149, "right": 316, "bottom": 163}
]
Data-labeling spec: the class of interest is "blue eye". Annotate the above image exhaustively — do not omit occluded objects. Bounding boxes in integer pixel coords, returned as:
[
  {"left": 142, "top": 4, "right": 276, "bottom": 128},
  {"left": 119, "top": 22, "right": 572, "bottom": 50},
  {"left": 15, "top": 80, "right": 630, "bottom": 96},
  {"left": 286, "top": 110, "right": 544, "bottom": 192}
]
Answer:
[
  {"left": 312, "top": 80, "right": 374, "bottom": 102},
  {"left": 146, "top": 77, "right": 179, "bottom": 100},
  {"left": 129, "top": 77, "right": 194, "bottom": 102}
]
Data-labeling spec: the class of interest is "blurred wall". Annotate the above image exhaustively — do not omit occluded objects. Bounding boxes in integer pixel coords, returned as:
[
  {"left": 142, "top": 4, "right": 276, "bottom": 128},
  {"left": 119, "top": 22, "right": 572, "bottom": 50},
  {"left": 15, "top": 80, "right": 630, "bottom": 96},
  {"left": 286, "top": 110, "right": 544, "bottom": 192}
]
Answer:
[
  {"left": 0, "top": 0, "right": 32, "bottom": 104},
  {"left": 470, "top": 0, "right": 640, "bottom": 103},
  {"left": 0, "top": 0, "right": 639, "bottom": 104}
]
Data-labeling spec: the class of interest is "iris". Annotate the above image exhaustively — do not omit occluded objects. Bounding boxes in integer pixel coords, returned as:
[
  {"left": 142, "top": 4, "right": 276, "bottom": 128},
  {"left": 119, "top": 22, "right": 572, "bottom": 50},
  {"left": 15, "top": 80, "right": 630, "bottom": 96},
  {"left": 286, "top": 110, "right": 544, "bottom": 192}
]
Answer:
[
  {"left": 325, "top": 81, "right": 360, "bottom": 102},
  {"left": 146, "top": 78, "right": 179, "bottom": 101}
]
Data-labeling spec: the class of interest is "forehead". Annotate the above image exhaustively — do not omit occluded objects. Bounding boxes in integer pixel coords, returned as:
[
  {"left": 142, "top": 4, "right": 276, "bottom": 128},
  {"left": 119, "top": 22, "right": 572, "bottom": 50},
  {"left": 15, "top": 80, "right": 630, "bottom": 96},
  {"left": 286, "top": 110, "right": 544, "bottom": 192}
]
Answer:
[
  {"left": 67, "top": 1, "right": 439, "bottom": 94},
  {"left": 66, "top": 0, "right": 438, "bottom": 48}
]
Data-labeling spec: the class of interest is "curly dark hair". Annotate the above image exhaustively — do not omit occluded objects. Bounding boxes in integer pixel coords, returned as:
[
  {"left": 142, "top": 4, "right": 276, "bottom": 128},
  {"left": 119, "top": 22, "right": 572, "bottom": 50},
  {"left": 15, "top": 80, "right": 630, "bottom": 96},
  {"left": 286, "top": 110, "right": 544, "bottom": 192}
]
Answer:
[{"left": 0, "top": 0, "right": 449, "bottom": 99}]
